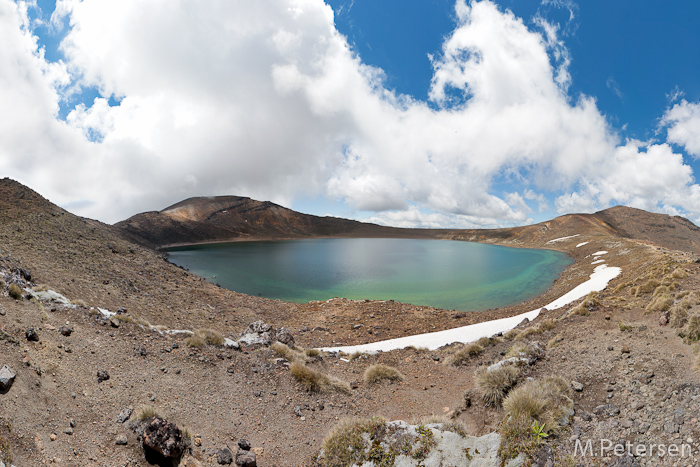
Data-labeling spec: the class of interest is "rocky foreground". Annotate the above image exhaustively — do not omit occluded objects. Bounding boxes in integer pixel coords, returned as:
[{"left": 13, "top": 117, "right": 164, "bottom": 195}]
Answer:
[{"left": 2, "top": 178, "right": 700, "bottom": 466}]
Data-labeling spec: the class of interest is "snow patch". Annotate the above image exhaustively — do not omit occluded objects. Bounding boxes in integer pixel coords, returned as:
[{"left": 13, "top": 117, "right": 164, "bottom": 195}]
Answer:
[
  {"left": 546, "top": 234, "right": 580, "bottom": 244},
  {"left": 322, "top": 264, "right": 621, "bottom": 353},
  {"left": 96, "top": 307, "right": 115, "bottom": 318},
  {"left": 576, "top": 242, "right": 589, "bottom": 248},
  {"left": 591, "top": 259, "right": 605, "bottom": 265},
  {"left": 592, "top": 250, "right": 608, "bottom": 256}
]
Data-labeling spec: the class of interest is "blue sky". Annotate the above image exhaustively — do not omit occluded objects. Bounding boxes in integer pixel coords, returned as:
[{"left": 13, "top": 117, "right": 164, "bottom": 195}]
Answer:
[{"left": 3, "top": 0, "right": 700, "bottom": 227}]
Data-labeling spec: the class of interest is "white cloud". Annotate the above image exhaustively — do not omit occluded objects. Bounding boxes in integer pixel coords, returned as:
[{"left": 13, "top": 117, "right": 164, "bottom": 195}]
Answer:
[
  {"left": 2, "top": 0, "right": 700, "bottom": 228},
  {"left": 661, "top": 100, "right": 700, "bottom": 157}
]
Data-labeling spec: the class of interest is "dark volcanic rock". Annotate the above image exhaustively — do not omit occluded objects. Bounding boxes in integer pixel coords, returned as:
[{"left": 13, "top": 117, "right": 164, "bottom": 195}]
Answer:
[
  {"left": 97, "top": 370, "right": 110, "bottom": 383},
  {"left": 217, "top": 448, "right": 233, "bottom": 464},
  {"left": 59, "top": 326, "right": 73, "bottom": 336},
  {"left": 142, "top": 417, "right": 185, "bottom": 460},
  {"left": 235, "top": 449, "right": 256, "bottom": 467},
  {"left": 25, "top": 327, "right": 39, "bottom": 342}
]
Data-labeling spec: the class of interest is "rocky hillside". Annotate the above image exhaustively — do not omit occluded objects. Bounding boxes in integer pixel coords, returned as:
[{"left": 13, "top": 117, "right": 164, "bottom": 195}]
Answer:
[{"left": 116, "top": 191, "right": 700, "bottom": 256}]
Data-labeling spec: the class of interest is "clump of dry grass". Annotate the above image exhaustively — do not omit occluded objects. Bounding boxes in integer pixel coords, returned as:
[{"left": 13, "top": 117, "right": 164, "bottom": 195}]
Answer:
[
  {"left": 8, "top": 283, "right": 22, "bottom": 300},
  {"left": 476, "top": 336, "right": 492, "bottom": 347},
  {"left": 646, "top": 294, "right": 673, "bottom": 313},
  {"left": 694, "top": 354, "right": 700, "bottom": 376},
  {"left": 684, "top": 315, "right": 700, "bottom": 343},
  {"left": 305, "top": 348, "right": 322, "bottom": 358},
  {"left": 134, "top": 406, "right": 161, "bottom": 422},
  {"left": 347, "top": 351, "right": 366, "bottom": 361},
  {"left": 290, "top": 361, "right": 351, "bottom": 393},
  {"left": 446, "top": 343, "right": 484, "bottom": 366},
  {"left": 672, "top": 268, "right": 689, "bottom": 280},
  {"left": 629, "top": 286, "right": 639, "bottom": 297},
  {"left": 363, "top": 364, "right": 405, "bottom": 384},
  {"left": 499, "top": 376, "right": 573, "bottom": 461},
  {"left": 653, "top": 285, "right": 670, "bottom": 297},
  {"left": 538, "top": 319, "right": 556, "bottom": 331},
  {"left": 515, "top": 326, "right": 542, "bottom": 340},
  {"left": 571, "top": 292, "right": 600, "bottom": 316},
  {"left": 271, "top": 342, "right": 309, "bottom": 363},
  {"left": 475, "top": 365, "right": 520, "bottom": 406},
  {"left": 670, "top": 306, "right": 689, "bottom": 328},
  {"left": 186, "top": 328, "right": 224, "bottom": 348},
  {"left": 503, "top": 328, "right": 522, "bottom": 340},
  {"left": 637, "top": 278, "right": 661, "bottom": 295}
]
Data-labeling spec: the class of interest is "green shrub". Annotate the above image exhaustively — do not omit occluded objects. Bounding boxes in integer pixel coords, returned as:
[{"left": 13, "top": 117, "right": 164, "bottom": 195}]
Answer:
[{"left": 363, "top": 364, "right": 405, "bottom": 384}]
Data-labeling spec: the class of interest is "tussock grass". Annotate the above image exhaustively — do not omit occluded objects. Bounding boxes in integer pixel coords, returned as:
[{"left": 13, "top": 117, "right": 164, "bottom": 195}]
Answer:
[
  {"left": 305, "top": 348, "right": 322, "bottom": 358},
  {"left": 646, "top": 294, "right": 673, "bottom": 313},
  {"left": 571, "top": 292, "right": 600, "bottom": 316},
  {"left": 499, "top": 376, "right": 573, "bottom": 461},
  {"left": 186, "top": 328, "right": 225, "bottom": 348},
  {"left": 685, "top": 315, "right": 700, "bottom": 343},
  {"left": 538, "top": 319, "right": 556, "bottom": 331},
  {"left": 637, "top": 278, "right": 661, "bottom": 295},
  {"left": 8, "top": 283, "right": 22, "bottom": 300},
  {"left": 347, "top": 351, "right": 366, "bottom": 361},
  {"left": 446, "top": 343, "right": 483, "bottom": 366},
  {"left": 475, "top": 365, "right": 520, "bottom": 406},
  {"left": 618, "top": 321, "right": 633, "bottom": 332},
  {"left": 503, "top": 329, "right": 521, "bottom": 340},
  {"left": 290, "top": 361, "right": 351, "bottom": 393},
  {"left": 135, "top": 406, "right": 161, "bottom": 422},
  {"left": 629, "top": 286, "right": 639, "bottom": 297},
  {"left": 363, "top": 364, "right": 405, "bottom": 384},
  {"left": 476, "top": 336, "right": 492, "bottom": 347},
  {"left": 653, "top": 285, "right": 670, "bottom": 297},
  {"left": 669, "top": 306, "right": 689, "bottom": 328},
  {"left": 672, "top": 268, "right": 689, "bottom": 280},
  {"left": 271, "top": 342, "right": 309, "bottom": 363},
  {"left": 515, "top": 326, "right": 542, "bottom": 340},
  {"left": 112, "top": 314, "right": 135, "bottom": 324},
  {"left": 694, "top": 354, "right": 700, "bottom": 376},
  {"left": 506, "top": 343, "right": 544, "bottom": 361},
  {"left": 74, "top": 299, "right": 88, "bottom": 308}
]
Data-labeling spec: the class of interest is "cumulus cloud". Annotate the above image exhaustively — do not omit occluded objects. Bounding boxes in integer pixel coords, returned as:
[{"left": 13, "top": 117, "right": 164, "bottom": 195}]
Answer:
[
  {"left": 2, "top": 0, "right": 700, "bottom": 227},
  {"left": 661, "top": 100, "right": 700, "bottom": 157}
]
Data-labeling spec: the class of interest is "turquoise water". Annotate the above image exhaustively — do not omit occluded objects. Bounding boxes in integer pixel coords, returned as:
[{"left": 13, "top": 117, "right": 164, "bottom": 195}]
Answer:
[{"left": 165, "top": 238, "right": 572, "bottom": 311}]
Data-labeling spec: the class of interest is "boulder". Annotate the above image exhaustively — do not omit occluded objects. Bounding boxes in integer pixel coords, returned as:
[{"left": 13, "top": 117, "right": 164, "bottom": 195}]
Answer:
[
  {"left": 275, "top": 327, "right": 295, "bottom": 348},
  {"left": 0, "top": 365, "right": 16, "bottom": 390},
  {"left": 235, "top": 449, "right": 257, "bottom": 467},
  {"left": 142, "top": 417, "right": 186, "bottom": 460},
  {"left": 59, "top": 326, "right": 73, "bottom": 336},
  {"left": 217, "top": 448, "right": 233, "bottom": 465}
]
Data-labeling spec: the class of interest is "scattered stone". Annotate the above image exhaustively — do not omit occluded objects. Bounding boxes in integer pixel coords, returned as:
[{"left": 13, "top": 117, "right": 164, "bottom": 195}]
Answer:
[
  {"left": 621, "top": 345, "right": 630, "bottom": 354},
  {"left": 659, "top": 310, "right": 670, "bottom": 326},
  {"left": 63, "top": 427, "right": 73, "bottom": 435},
  {"left": 59, "top": 326, "right": 73, "bottom": 336},
  {"left": 452, "top": 312, "right": 466, "bottom": 319},
  {"left": 0, "top": 365, "right": 16, "bottom": 390},
  {"left": 431, "top": 355, "right": 440, "bottom": 361},
  {"left": 235, "top": 449, "right": 257, "bottom": 467},
  {"left": 352, "top": 324, "right": 362, "bottom": 330},
  {"left": 293, "top": 406, "right": 303, "bottom": 417},
  {"left": 607, "top": 345, "right": 614, "bottom": 351},
  {"left": 275, "top": 327, "right": 295, "bottom": 348},
  {"left": 97, "top": 370, "right": 110, "bottom": 383},
  {"left": 593, "top": 404, "right": 620, "bottom": 417},
  {"left": 115, "top": 434, "right": 128, "bottom": 445},
  {"left": 50, "top": 433, "right": 57, "bottom": 441},
  {"left": 142, "top": 417, "right": 186, "bottom": 460},
  {"left": 116, "top": 407, "right": 133, "bottom": 423},
  {"left": 25, "top": 328, "right": 39, "bottom": 342},
  {"left": 135, "top": 346, "right": 147, "bottom": 357},
  {"left": 217, "top": 448, "right": 233, "bottom": 465},
  {"left": 0, "top": 308, "right": 5, "bottom": 316},
  {"left": 571, "top": 381, "right": 584, "bottom": 392},
  {"left": 238, "top": 439, "right": 251, "bottom": 451},
  {"left": 109, "top": 317, "right": 120, "bottom": 328}
]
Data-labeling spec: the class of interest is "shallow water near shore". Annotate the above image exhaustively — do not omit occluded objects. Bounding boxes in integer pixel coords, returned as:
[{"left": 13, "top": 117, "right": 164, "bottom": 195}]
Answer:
[{"left": 165, "top": 238, "right": 573, "bottom": 311}]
